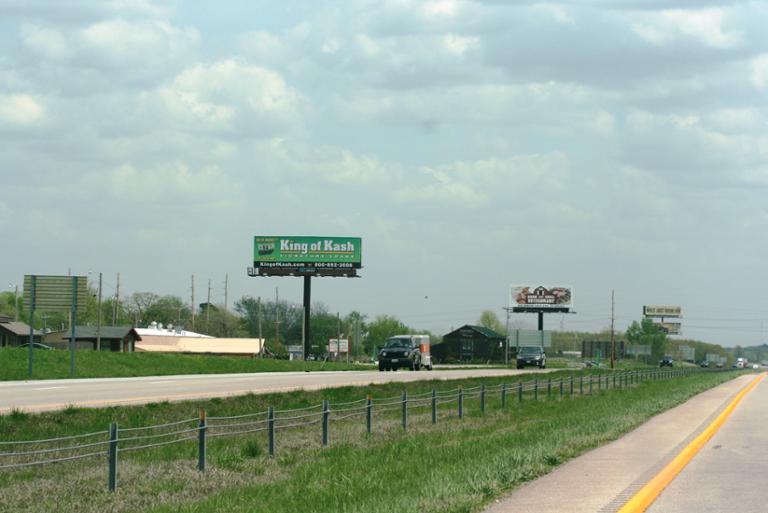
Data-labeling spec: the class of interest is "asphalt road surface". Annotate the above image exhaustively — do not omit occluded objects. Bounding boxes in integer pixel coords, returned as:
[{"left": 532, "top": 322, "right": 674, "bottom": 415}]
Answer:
[
  {"left": 646, "top": 373, "right": 768, "bottom": 513},
  {"left": 483, "top": 373, "right": 760, "bottom": 513},
  {"left": 0, "top": 368, "right": 546, "bottom": 414}
]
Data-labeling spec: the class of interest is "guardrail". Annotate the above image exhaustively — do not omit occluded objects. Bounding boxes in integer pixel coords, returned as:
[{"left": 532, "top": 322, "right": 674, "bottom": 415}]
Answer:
[{"left": 0, "top": 368, "right": 707, "bottom": 491}]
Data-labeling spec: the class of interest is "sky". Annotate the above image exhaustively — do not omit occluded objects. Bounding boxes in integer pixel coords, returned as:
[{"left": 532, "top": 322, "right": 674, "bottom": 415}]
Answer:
[{"left": 1, "top": 0, "right": 768, "bottom": 346}]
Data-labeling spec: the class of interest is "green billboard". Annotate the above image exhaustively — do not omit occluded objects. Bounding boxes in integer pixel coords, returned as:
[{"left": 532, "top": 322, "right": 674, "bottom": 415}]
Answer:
[{"left": 254, "top": 236, "right": 362, "bottom": 269}]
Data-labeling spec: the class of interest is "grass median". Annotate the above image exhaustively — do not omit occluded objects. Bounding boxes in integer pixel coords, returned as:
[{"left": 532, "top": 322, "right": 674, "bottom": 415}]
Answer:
[
  {"left": 0, "top": 348, "right": 369, "bottom": 381},
  {"left": 0, "top": 370, "right": 740, "bottom": 513}
]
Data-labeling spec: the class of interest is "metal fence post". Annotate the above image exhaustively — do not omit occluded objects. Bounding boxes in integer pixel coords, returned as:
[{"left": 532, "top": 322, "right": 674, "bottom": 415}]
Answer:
[
  {"left": 458, "top": 386, "right": 464, "bottom": 419},
  {"left": 501, "top": 383, "right": 507, "bottom": 409},
  {"left": 480, "top": 384, "right": 486, "bottom": 414},
  {"left": 431, "top": 389, "right": 437, "bottom": 424},
  {"left": 518, "top": 381, "right": 523, "bottom": 402},
  {"left": 534, "top": 379, "right": 538, "bottom": 401},
  {"left": 366, "top": 395, "right": 372, "bottom": 434},
  {"left": 402, "top": 391, "right": 408, "bottom": 429},
  {"left": 547, "top": 377, "right": 552, "bottom": 398},
  {"left": 322, "top": 400, "right": 329, "bottom": 446},
  {"left": 559, "top": 377, "right": 563, "bottom": 398},
  {"left": 570, "top": 375, "right": 574, "bottom": 395},
  {"left": 589, "top": 375, "right": 593, "bottom": 395},
  {"left": 613, "top": 372, "right": 616, "bottom": 389},
  {"left": 579, "top": 375, "right": 583, "bottom": 395},
  {"left": 268, "top": 406, "right": 275, "bottom": 456},
  {"left": 197, "top": 409, "right": 207, "bottom": 472},
  {"left": 108, "top": 422, "right": 118, "bottom": 492}
]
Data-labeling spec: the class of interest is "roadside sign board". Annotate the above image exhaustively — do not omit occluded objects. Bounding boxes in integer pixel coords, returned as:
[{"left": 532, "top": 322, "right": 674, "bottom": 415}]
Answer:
[
  {"left": 643, "top": 305, "right": 682, "bottom": 318},
  {"left": 657, "top": 321, "right": 682, "bottom": 335},
  {"left": 328, "top": 338, "right": 349, "bottom": 353},
  {"left": 23, "top": 275, "right": 88, "bottom": 312}
]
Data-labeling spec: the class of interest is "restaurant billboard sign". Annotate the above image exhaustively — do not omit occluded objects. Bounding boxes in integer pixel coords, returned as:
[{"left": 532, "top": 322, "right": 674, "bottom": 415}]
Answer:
[{"left": 510, "top": 285, "right": 573, "bottom": 311}]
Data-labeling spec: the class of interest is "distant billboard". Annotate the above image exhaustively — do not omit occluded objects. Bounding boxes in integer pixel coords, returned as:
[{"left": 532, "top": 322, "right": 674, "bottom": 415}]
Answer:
[
  {"left": 252, "top": 236, "right": 361, "bottom": 276},
  {"left": 626, "top": 344, "right": 651, "bottom": 356},
  {"left": 254, "top": 236, "right": 361, "bottom": 267},
  {"left": 510, "top": 286, "right": 573, "bottom": 311},
  {"left": 328, "top": 339, "right": 349, "bottom": 354},
  {"left": 643, "top": 305, "right": 682, "bottom": 318},
  {"left": 510, "top": 329, "right": 552, "bottom": 348},
  {"left": 657, "top": 322, "right": 682, "bottom": 335}
]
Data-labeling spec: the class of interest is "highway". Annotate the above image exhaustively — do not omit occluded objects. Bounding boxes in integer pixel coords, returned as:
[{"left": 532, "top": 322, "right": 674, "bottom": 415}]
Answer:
[
  {"left": 483, "top": 373, "right": 762, "bottom": 513},
  {"left": 0, "top": 368, "right": 544, "bottom": 414}
]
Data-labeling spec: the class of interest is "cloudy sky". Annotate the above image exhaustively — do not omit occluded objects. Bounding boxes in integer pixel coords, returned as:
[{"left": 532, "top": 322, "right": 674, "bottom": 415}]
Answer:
[{"left": 2, "top": 0, "right": 768, "bottom": 346}]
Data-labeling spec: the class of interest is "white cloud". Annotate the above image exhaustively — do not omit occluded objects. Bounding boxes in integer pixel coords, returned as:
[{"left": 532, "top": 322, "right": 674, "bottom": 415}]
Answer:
[
  {"left": 0, "top": 94, "right": 45, "bottom": 124},
  {"left": 709, "top": 108, "right": 761, "bottom": 131},
  {"left": 100, "top": 161, "right": 239, "bottom": 206},
  {"left": 442, "top": 34, "right": 479, "bottom": 56},
  {"left": 534, "top": 3, "right": 574, "bottom": 25},
  {"left": 752, "top": 54, "right": 768, "bottom": 89},
  {"left": 152, "top": 60, "right": 301, "bottom": 132},
  {"left": 80, "top": 19, "right": 199, "bottom": 65},
  {"left": 661, "top": 8, "right": 740, "bottom": 48},
  {"left": 422, "top": 0, "right": 459, "bottom": 18},
  {"left": 395, "top": 153, "right": 570, "bottom": 206},
  {"left": 631, "top": 23, "right": 670, "bottom": 46},
  {"left": 20, "top": 24, "right": 71, "bottom": 60}
]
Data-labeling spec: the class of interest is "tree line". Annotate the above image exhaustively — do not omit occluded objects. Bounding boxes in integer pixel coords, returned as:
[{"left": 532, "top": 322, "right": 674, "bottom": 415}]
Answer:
[{"left": 0, "top": 289, "right": 426, "bottom": 358}]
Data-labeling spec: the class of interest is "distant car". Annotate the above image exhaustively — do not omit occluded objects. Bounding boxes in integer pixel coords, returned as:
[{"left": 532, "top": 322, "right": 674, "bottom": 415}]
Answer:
[
  {"left": 20, "top": 342, "right": 54, "bottom": 350},
  {"left": 660, "top": 356, "right": 674, "bottom": 367},
  {"left": 752, "top": 364, "right": 759, "bottom": 369},
  {"left": 716, "top": 362, "right": 724, "bottom": 368},
  {"left": 699, "top": 360, "right": 710, "bottom": 368},
  {"left": 516, "top": 346, "right": 546, "bottom": 369}
]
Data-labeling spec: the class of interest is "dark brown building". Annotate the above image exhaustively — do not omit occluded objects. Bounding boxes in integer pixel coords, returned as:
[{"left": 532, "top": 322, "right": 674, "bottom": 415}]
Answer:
[
  {"left": 432, "top": 325, "right": 506, "bottom": 363},
  {"left": 0, "top": 315, "right": 43, "bottom": 347},
  {"left": 45, "top": 326, "right": 141, "bottom": 352}
]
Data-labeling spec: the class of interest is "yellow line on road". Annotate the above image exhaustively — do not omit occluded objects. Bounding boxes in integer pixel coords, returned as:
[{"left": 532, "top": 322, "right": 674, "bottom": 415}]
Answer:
[{"left": 617, "top": 372, "right": 766, "bottom": 513}]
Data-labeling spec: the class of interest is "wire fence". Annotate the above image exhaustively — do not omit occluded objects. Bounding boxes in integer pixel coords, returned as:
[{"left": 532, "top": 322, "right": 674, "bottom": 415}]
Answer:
[{"left": 0, "top": 367, "right": 710, "bottom": 490}]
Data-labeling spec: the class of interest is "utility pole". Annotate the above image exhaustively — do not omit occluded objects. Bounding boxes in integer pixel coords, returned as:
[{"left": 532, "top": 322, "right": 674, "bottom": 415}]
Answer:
[
  {"left": 224, "top": 274, "right": 228, "bottom": 314},
  {"left": 274, "top": 287, "right": 280, "bottom": 352},
  {"left": 337, "top": 312, "right": 341, "bottom": 362},
  {"left": 610, "top": 289, "right": 616, "bottom": 369},
  {"left": 258, "top": 296, "right": 263, "bottom": 357},
  {"left": 191, "top": 275, "right": 195, "bottom": 331},
  {"left": 206, "top": 279, "right": 212, "bottom": 331},
  {"left": 112, "top": 273, "right": 120, "bottom": 326},
  {"left": 504, "top": 307, "right": 510, "bottom": 366},
  {"left": 223, "top": 274, "right": 228, "bottom": 337},
  {"left": 96, "top": 272, "right": 102, "bottom": 351}
]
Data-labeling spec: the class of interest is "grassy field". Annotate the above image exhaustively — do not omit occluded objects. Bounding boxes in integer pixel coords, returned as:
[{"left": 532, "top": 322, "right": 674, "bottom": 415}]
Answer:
[
  {"left": 0, "top": 369, "right": 739, "bottom": 513},
  {"left": 0, "top": 348, "right": 370, "bottom": 381}
]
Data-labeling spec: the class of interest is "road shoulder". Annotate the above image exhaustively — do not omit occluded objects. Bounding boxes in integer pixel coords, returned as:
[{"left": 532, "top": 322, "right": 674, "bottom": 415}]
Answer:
[{"left": 481, "top": 373, "right": 754, "bottom": 513}]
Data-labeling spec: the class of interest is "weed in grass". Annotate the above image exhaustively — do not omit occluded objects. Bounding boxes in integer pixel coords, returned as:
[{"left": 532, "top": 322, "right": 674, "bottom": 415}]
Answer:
[
  {"left": 241, "top": 440, "right": 262, "bottom": 459},
  {"left": 8, "top": 409, "right": 27, "bottom": 421}
]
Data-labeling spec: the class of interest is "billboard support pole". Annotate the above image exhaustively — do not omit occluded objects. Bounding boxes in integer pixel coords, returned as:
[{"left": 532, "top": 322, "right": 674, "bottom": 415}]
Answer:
[
  {"left": 303, "top": 276, "right": 311, "bottom": 360},
  {"left": 28, "top": 276, "right": 36, "bottom": 379},
  {"left": 70, "top": 276, "right": 77, "bottom": 378}
]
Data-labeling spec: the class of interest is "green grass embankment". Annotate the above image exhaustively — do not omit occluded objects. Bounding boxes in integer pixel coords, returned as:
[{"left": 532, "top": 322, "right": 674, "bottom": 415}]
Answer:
[
  {"left": 0, "top": 348, "right": 368, "bottom": 381},
  {"left": 0, "top": 370, "right": 739, "bottom": 513}
]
